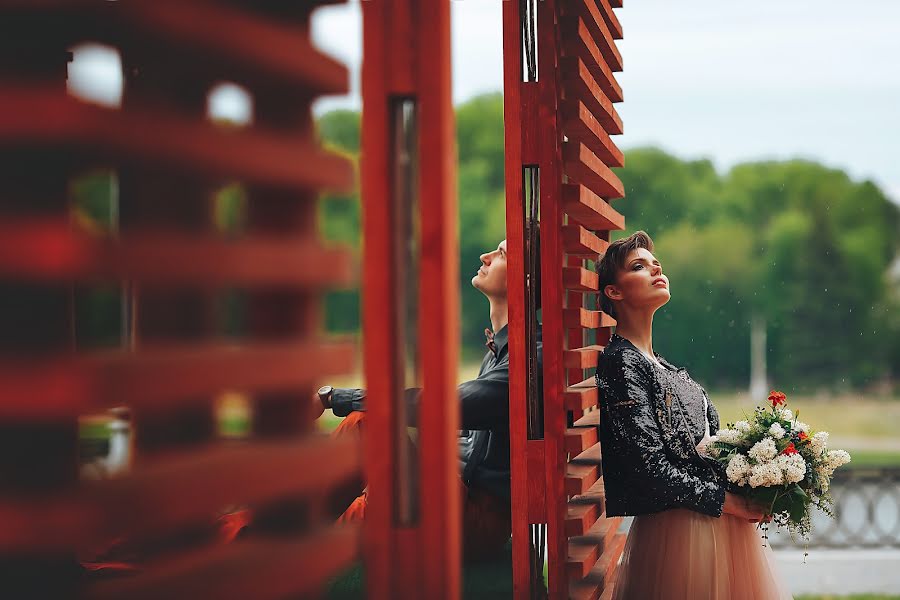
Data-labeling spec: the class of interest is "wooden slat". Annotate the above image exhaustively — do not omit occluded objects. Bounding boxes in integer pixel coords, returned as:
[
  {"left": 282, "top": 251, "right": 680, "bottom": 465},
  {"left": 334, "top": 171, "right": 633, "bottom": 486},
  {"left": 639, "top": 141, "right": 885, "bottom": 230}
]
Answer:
[
  {"left": 574, "top": 409, "right": 601, "bottom": 428},
  {"left": 563, "top": 307, "right": 615, "bottom": 330},
  {"left": 561, "top": 101, "right": 623, "bottom": 167},
  {"left": 570, "top": 514, "right": 615, "bottom": 548},
  {"left": 566, "top": 501, "right": 602, "bottom": 537},
  {"left": 0, "top": 88, "right": 354, "bottom": 193},
  {"left": 559, "top": 16, "right": 621, "bottom": 72},
  {"left": 571, "top": 442, "right": 602, "bottom": 466},
  {"left": 594, "top": 0, "right": 623, "bottom": 40},
  {"left": 123, "top": 0, "right": 349, "bottom": 94},
  {"left": 567, "top": 538, "right": 601, "bottom": 580},
  {"left": 566, "top": 462, "right": 599, "bottom": 496},
  {"left": 2, "top": 0, "right": 347, "bottom": 95},
  {"left": 561, "top": 56, "right": 622, "bottom": 126},
  {"left": 570, "top": 475, "right": 605, "bottom": 506},
  {"left": 561, "top": 80, "right": 622, "bottom": 136},
  {"left": 559, "top": 25, "right": 622, "bottom": 104},
  {"left": 564, "top": 344, "right": 604, "bottom": 369},
  {"left": 0, "top": 220, "right": 353, "bottom": 287},
  {"left": 0, "top": 340, "right": 354, "bottom": 419},
  {"left": 563, "top": 224, "right": 606, "bottom": 259},
  {"left": 608, "top": 0, "right": 623, "bottom": 9},
  {"left": 563, "top": 266, "right": 599, "bottom": 292},
  {"left": 582, "top": 532, "right": 627, "bottom": 586},
  {"left": 0, "top": 436, "right": 361, "bottom": 552},
  {"left": 565, "top": 425, "right": 598, "bottom": 455},
  {"left": 563, "top": 142, "right": 625, "bottom": 200},
  {"left": 570, "top": 525, "right": 623, "bottom": 600},
  {"left": 563, "top": 184, "right": 625, "bottom": 232},
  {"left": 89, "top": 525, "right": 360, "bottom": 600},
  {"left": 571, "top": 580, "right": 603, "bottom": 600},
  {"left": 561, "top": 0, "right": 624, "bottom": 42},
  {"left": 565, "top": 376, "right": 600, "bottom": 412},
  {"left": 94, "top": 436, "right": 362, "bottom": 544}
]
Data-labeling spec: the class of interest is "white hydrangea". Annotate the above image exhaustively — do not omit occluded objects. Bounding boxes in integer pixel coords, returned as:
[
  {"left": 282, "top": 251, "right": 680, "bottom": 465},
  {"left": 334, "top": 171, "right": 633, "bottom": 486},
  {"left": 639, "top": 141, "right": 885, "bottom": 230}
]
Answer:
[
  {"left": 768, "top": 422, "right": 786, "bottom": 439},
  {"left": 780, "top": 408, "right": 795, "bottom": 421},
  {"left": 748, "top": 437, "right": 778, "bottom": 462},
  {"left": 792, "top": 421, "right": 810, "bottom": 434},
  {"left": 726, "top": 454, "right": 751, "bottom": 486},
  {"left": 777, "top": 453, "right": 807, "bottom": 484},
  {"left": 824, "top": 449, "right": 851, "bottom": 473},
  {"left": 735, "top": 420, "right": 751, "bottom": 433},
  {"left": 748, "top": 460, "right": 784, "bottom": 488},
  {"left": 716, "top": 428, "right": 743, "bottom": 446},
  {"left": 809, "top": 431, "right": 829, "bottom": 455}
]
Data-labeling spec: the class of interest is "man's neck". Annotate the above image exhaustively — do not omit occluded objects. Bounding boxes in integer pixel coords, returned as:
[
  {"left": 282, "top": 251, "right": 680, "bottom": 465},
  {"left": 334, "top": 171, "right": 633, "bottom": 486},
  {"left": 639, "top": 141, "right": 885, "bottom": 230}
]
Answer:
[{"left": 489, "top": 300, "right": 508, "bottom": 334}]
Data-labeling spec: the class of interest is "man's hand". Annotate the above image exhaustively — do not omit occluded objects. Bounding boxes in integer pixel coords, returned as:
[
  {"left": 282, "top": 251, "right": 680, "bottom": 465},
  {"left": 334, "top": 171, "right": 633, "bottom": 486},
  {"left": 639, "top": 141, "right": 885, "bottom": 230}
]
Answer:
[{"left": 310, "top": 390, "right": 326, "bottom": 421}]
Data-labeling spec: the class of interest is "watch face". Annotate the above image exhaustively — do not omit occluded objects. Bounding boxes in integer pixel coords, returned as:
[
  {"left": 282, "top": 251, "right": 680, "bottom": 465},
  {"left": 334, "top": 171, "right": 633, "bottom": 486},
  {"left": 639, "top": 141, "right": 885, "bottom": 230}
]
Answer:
[{"left": 317, "top": 385, "right": 333, "bottom": 397}]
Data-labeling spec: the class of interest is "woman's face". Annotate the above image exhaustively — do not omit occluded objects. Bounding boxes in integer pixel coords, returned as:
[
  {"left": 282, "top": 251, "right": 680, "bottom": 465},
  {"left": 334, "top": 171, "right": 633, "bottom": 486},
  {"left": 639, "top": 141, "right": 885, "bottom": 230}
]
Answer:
[{"left": 603, "top": 247, "right": 670, "bottom": 313}]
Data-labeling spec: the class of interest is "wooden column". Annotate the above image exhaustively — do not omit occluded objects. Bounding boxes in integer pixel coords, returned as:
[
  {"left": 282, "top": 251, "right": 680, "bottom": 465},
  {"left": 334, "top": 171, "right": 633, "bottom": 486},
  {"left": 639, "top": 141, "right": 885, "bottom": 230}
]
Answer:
[
  {"left": 504, "top": 0, "right": 628, "bottom": 598},
  {"left": 361, "top": 0, "right": 460, "bottom": 597}
]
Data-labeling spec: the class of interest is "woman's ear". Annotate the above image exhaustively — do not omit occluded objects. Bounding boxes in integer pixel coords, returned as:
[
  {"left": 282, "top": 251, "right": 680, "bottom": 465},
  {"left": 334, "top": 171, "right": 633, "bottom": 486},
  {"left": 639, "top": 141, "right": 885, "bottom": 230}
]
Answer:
[{"left": 604, "top": 284, "right": 621, "bottom": 302}]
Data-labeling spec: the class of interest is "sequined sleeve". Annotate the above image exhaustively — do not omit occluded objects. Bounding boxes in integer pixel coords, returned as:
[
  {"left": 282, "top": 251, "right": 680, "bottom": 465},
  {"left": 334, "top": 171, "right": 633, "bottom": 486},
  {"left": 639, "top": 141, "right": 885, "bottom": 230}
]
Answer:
[{"left": 600, "top": 348, "right": 726, "bottom": 517}]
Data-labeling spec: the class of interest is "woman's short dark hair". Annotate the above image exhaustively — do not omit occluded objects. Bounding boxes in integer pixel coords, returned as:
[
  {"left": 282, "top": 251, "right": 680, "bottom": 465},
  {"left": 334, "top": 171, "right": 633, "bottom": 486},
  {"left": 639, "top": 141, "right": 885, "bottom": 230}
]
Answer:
[{"left": 595, "top": 230, "right": 654, "bottom": 319}]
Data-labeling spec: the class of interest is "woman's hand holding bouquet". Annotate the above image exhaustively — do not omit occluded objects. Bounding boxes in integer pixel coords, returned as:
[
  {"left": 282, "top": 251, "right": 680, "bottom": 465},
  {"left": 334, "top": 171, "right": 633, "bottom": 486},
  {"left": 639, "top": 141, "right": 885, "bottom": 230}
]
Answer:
[{"left": 703, "top": 390, "right": 851, "bottom": 541}]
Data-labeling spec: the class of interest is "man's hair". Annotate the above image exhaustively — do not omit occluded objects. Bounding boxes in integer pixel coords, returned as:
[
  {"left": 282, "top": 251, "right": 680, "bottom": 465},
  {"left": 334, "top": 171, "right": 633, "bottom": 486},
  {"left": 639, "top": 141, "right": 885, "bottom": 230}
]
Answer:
[{"left": 595, "top": 230, "right": 654, "bottom": 319}]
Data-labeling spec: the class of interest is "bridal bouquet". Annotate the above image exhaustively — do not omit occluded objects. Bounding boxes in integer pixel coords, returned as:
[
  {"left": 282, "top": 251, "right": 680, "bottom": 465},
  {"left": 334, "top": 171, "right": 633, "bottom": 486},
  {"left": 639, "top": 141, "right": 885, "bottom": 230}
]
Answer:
[{"left": 703, "top": 391, "right": 851, "bottom": 541}]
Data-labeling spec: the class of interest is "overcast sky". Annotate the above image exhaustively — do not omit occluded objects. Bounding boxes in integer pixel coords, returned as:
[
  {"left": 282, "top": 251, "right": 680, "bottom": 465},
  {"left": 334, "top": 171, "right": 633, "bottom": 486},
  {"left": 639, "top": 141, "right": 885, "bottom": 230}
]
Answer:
[
  {"left": 67, "top": 1, "right": 899, "bottom": 206},
  {"left": 310, "top": 0, "right": 900, "bottom": 205}
]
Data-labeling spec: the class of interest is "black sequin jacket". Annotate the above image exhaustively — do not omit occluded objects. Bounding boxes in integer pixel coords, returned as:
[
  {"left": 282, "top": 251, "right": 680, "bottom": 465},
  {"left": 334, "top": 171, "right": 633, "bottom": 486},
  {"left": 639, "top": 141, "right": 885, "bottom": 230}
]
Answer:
[{"left": 594, "top": 333, "right": 728, "bottom": 518}]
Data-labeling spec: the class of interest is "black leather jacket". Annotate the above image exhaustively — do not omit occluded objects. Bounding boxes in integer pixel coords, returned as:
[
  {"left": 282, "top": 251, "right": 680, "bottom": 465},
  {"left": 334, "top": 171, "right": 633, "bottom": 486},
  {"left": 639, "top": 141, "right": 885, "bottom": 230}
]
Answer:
[
  {"left": 332, "top": 323, "right": 541, "bottom": 500},
  {"left": 594, "top": 333, "right": 727, "bottom": 518}
]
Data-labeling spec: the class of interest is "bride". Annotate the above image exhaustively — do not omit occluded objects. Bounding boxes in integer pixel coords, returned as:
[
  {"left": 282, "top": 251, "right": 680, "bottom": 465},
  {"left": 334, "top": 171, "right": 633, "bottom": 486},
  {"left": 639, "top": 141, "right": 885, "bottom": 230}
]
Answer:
[{"left": 594, "top": 231, "right": 793, "bottom": 600}]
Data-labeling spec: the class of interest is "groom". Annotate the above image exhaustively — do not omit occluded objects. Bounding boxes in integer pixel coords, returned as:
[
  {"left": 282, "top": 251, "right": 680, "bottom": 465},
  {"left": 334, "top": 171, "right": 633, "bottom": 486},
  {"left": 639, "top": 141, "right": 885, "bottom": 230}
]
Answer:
[{"left": 314, "top": 238, "right": 543, "bottom": 562}]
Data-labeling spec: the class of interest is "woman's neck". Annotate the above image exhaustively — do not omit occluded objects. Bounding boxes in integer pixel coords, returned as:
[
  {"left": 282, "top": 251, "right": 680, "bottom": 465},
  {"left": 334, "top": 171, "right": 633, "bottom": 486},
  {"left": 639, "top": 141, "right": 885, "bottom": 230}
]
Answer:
[{"left": 612, "top": 322, "right": 655, "bottom": 359}]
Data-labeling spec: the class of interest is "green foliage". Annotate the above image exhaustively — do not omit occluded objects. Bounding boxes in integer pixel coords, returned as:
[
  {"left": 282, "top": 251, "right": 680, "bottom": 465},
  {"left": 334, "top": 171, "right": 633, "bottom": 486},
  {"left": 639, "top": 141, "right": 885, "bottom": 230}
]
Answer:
[
  {"left": 310, "top": 93, "right": 899, "bottom": 384},
  {"left": 69, "top": 93, "right": 899, "bottom": 390}
]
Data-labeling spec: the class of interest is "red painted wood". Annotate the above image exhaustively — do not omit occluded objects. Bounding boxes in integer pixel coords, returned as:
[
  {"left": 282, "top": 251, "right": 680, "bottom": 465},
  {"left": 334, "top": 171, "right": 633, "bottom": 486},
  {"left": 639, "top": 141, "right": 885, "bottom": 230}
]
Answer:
[
  {"left": 502, "top": 0, "right": 537, "bottom": 595},
  {"left": 360, "top": 0, "right": 399, "bottom": 596},
  {"left": 0, "top": 341, "right": 354, "bottom": 419},
  {"left": 90, "top": 526, "right": 360, "bottom": 600},
  {"left": 0, "top": 88, "right": 354, "bottom": 194},
  {"left": 562, "top": 142, "right": 625, "bottom": 199},
  {"left": 559, "top": 8, "right": 622, "bottom": 71},
  {"left": 0, "top": 219, "right": 353, "bottom": 287},
  {"left": 361, "top": 1, "right": 459, "bottom": 596},
  {"left": 564, "top": 345, "right": 605, "bottom": 370},
  {"left": 561, "top": 101, "right": 624, "bottom": 167},
  {"left": 416, "top": 0, "right": 460, "bottom": 595},
  {"left": 563, "top": 184, "right": 625, "bottom": 232},
  {"left": 560, "top": 54, "right": 622, "bottom": 105}
]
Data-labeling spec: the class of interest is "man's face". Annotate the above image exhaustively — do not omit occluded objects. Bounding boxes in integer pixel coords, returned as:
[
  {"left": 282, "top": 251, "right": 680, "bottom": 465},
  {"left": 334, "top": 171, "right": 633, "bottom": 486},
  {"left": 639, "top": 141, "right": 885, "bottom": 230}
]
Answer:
[{"left": 472, "top": 239, "right": 508, "bottom": 299}]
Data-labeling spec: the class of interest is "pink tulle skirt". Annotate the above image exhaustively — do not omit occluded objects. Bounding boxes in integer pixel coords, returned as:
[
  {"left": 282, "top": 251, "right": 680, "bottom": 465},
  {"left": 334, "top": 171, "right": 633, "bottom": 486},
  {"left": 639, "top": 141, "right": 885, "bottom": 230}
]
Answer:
[{"left": 612, "top": 508, "right": 793, "bottom": 600}]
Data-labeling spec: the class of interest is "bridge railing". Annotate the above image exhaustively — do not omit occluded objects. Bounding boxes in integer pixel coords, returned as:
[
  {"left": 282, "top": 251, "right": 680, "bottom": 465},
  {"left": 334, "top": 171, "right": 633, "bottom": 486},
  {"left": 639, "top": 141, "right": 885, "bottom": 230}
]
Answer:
[{"left": 768, "top": 467, "right": 900, "bottom": 549}]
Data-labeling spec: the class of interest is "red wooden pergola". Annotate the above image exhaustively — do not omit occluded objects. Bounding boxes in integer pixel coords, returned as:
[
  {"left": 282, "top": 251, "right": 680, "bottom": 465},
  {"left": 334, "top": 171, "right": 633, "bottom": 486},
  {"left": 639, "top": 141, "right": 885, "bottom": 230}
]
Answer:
[{"left": 0, "top": 0, "right": 627, "bottom": 598}]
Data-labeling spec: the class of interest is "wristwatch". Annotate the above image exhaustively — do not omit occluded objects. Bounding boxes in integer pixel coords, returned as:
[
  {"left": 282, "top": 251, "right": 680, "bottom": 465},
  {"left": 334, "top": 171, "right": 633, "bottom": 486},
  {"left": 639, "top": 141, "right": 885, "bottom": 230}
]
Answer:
[{"left": 317, "top": 385, "right": 334, "bottom": 409}]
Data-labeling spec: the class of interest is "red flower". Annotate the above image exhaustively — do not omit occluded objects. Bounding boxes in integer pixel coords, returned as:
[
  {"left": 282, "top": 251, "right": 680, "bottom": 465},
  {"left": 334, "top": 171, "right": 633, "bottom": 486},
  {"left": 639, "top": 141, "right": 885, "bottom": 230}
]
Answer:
[
  {"left": 798, "top": 431, "right": 809, "bottom": 442},
  {"left": 782, "top": 442, "right": 798, "bottom": 456},
  {"left": 768, "top": 391, "right": 787, "bottom": 407}
]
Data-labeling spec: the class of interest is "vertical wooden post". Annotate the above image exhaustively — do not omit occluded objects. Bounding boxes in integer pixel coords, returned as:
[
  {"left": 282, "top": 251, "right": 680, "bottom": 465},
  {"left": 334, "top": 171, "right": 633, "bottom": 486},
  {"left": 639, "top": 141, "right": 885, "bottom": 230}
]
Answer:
[
  {"left": 504, "top": 0, "right": 627, "bottom": 598},
  {"left": 361, "top": 0, "right": 460, "bottom": 597}
]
